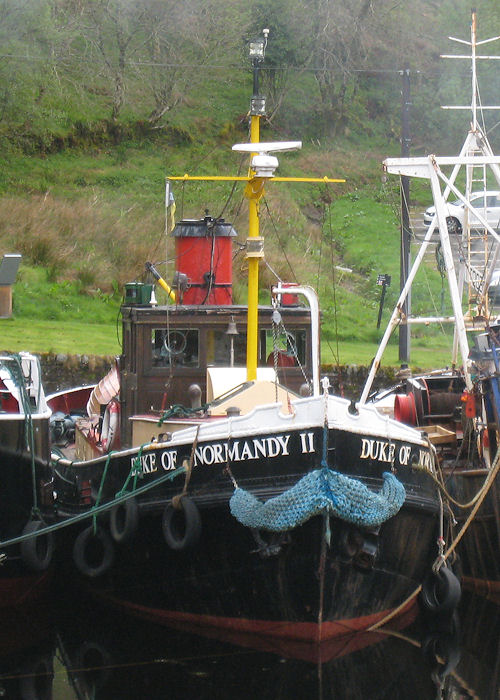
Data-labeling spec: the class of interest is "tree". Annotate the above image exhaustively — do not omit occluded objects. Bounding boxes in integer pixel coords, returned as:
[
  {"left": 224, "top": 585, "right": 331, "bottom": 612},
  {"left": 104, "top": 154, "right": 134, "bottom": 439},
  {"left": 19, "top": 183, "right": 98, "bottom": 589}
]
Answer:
[{"left": 80, "top": 0, "right": 146, "bottom": 121}]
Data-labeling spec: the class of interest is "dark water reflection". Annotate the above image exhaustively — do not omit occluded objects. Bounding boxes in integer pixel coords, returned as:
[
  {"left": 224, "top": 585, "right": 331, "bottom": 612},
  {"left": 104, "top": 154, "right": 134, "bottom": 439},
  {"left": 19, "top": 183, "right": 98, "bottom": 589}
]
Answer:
[{"left": 0, "top": 583, "right": 497, "bottom": 699}]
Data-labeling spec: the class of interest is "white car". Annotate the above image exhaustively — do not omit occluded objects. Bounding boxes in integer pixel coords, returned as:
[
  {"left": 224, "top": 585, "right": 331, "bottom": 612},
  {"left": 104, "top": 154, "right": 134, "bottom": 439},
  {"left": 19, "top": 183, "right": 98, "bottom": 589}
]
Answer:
[
  {"left": 423, "top": 191, "right": 500, "bottom": 234},
  {"left": 488, "top": 269, "right": 500, "bottom": 304}
]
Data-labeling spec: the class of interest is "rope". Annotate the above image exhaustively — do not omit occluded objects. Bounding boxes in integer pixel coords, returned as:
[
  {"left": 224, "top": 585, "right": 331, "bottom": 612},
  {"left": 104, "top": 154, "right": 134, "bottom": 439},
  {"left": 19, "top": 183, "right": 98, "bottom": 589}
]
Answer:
[
  {"left": 441, "top": 444, "right": 500, "bottom": 563},
  {"left": 92, "top": 449, "right": 115, "bottom": 533},
  {"left": 270, "top": 301, "right": 311, "bottom": 394},
  {"left": 157, "top": 403, "right": 208, "bottom": 425},
  {"left": 369, "top": 443, "right": 500, "bottom": 632},
  {"left": 412, "top": 442, "right": 499, "bottom": 510},
  {"left": 171, "top": 425, "right": 200, "bottom": 509},
  {"left": 114, "top": 443, "right": 147, "bottom": 499},
  {"left": 0, "top": 462, "right": 187, "bottom": 552}
]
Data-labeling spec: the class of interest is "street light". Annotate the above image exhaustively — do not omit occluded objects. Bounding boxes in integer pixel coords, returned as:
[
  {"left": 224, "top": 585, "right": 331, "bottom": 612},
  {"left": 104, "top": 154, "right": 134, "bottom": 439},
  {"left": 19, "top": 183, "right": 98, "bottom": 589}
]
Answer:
[{"left": 249, "top": 29, "right": 269, "bottom": 116}]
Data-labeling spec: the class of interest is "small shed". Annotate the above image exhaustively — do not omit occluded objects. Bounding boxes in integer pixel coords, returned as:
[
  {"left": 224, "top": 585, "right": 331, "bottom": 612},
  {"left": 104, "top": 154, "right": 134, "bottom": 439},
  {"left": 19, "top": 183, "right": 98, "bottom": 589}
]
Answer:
[{"left": 0, "top": 254, "right": 22, "bottom": 318}]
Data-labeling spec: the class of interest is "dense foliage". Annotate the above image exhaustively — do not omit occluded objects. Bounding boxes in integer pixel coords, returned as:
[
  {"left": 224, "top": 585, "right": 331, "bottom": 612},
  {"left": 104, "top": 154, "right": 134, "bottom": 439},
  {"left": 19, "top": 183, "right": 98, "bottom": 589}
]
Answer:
[{"left": 1, "top": 0, "right": 500, "bottom": 149}]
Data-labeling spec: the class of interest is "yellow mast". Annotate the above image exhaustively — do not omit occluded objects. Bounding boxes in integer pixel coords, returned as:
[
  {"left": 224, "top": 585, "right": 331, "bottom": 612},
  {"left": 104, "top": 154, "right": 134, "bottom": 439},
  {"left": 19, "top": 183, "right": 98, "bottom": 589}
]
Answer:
[
  {"left": 246, "top": 111, "right": 262, "bottom": 381},
  {"left": 169, "top": 30, "right": 344, "bottom": 382},
  {"left": 244, "top": 30, "right": 268, "bottom": 381}
]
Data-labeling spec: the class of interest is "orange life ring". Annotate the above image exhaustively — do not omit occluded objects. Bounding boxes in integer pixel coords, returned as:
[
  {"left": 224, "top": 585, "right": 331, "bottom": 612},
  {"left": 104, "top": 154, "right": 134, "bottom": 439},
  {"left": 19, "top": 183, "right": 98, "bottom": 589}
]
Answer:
[{"left": 101, "top": 399, "right": 120, "bottom": 452}]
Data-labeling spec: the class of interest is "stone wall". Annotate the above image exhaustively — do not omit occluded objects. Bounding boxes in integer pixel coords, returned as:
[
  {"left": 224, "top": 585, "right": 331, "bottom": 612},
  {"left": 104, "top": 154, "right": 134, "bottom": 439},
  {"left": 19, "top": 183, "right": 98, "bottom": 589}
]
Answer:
[
  {"left": 39, "top": 353, "right": 400, "bottom": 399},
  {"left": 40, "top": 353, "right": 116, "bottom": 394}
]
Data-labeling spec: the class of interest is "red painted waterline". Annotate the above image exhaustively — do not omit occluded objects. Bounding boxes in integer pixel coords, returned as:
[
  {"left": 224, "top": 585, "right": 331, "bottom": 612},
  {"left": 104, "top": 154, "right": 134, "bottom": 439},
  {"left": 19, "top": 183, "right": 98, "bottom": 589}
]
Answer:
[
  {"left": 88, "top": 587, "right": 418, "bottom": 663},
  {"left": 0, "top": 569, "right": 52, "bottom": 608}
]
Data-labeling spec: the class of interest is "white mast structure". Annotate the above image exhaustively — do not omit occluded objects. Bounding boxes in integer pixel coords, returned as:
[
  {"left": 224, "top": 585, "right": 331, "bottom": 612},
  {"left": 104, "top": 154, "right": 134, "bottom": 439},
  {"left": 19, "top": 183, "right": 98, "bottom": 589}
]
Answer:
[{"left": 360, "top": 10, "right": 500, "bottom": 403}]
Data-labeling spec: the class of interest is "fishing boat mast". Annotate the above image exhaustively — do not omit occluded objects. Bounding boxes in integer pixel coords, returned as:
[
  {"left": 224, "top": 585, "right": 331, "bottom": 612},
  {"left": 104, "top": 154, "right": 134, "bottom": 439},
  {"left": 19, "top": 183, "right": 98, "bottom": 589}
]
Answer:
[
  {"left": 168, "top": 31, "right": 343, "bottom": 385},
  {"left": 246, "top": 29, "right": 269, "bottom": 381},
  {"left": 360, "top": 10, "right": 500, "bottom": 403}
]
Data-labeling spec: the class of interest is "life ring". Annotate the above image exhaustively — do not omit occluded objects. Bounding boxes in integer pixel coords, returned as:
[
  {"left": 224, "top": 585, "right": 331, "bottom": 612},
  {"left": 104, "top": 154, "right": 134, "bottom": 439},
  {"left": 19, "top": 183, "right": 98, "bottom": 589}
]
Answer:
[
  {"left": 162, "top": 497, "right": 201, "bottom": 550},
  {"left": 101, "top": 399, "right": 120, "bottom": 452},
  {"left": 421, "top": 565, "right": 461, "bottom": 614},
  {"left": 20, "top": 520, "right": 54, "bottom": 572},
  {"left": 72, "top": 525, "right": 114, "bottom": 578},
  {"left": 109, "top": 497, "right": 139, "bottom": 544}
]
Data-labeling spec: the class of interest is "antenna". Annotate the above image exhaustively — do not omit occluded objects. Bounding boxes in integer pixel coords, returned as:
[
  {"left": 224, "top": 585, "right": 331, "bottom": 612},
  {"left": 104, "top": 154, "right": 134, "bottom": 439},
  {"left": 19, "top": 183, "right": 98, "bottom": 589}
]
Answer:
[
  {"left": 441, "top": 10, "right": 500, "bottom": 130},
  {"left": 232, "top": 141, "right": 302, "bottom": 178}
]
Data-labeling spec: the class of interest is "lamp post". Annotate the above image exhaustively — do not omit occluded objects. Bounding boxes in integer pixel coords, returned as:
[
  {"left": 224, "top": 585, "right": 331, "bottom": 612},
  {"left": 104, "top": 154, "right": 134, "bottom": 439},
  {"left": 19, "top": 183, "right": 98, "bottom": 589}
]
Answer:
[
  {"left": 246, "top": 29, "right": 269, "bottom": 381},
  {"left": 249, "top": 30, "right": 268, "bottom": 120}
]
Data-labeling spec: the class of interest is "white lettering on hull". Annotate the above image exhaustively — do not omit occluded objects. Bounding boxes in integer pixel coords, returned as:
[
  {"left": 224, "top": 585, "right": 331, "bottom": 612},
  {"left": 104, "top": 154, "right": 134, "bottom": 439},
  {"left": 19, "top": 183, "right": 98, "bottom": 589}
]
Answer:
[
  {"left": 359, "top": 438, "right": 425, "bottom": 467},
  {"left": 131, "top": 431, "right": 315, "bottom": 475}
]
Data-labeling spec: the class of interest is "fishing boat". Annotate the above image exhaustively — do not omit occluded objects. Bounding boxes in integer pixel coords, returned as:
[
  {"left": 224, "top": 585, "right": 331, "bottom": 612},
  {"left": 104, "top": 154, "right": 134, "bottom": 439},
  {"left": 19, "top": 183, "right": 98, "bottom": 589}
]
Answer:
[
  {"left": 43, "top": 32, "right": 456, "bottom": 645},
  {"left": 362, "top": 11, "right": 500, "bottom": 598},
  {"left": 0, "top": 351, "right": 54, "bottom": 602}
]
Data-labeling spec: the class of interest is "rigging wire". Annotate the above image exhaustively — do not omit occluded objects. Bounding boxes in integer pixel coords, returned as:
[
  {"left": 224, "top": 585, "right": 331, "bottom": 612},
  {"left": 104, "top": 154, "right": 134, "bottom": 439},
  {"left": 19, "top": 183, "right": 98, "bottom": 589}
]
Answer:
[
  {"left": 261, "top": 198, "right": 298, "bottom": 282},
  {"left": 326, "top": 202, "right": 341, "bottom": 369}
]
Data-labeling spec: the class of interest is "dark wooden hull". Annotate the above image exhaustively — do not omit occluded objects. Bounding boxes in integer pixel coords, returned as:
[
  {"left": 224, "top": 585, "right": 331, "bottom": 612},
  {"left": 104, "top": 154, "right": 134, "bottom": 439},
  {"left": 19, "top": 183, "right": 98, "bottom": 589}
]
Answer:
[
  {"left": 449, "top": 469, "right": 500, "bottom": 590},
  {"left": 52, "top": 413, "right": 443, "bottom": 644},
  {"left": 79, "top": 502, "right": 438, "bottom": 642},
  {"left": 0, "top": 417, "right": 52, "bottom": 538},
  {"left": 449, "top": 591, "right": 500, "bottom": 700}
]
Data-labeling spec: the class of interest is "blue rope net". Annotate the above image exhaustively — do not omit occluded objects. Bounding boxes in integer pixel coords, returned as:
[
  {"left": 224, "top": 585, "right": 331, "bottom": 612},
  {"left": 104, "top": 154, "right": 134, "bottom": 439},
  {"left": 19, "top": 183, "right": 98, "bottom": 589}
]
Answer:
[{"left": 229, "top": 468, "right": 405, "bottom": 532}]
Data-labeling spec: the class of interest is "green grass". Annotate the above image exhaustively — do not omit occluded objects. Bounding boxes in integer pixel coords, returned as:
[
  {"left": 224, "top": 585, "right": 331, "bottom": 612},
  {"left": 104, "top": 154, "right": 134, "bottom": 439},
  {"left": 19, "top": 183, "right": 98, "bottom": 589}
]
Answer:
[
  {"left": 0, "top": 318, "right": 120, "bottom": 355},
  {"left": 0, "top": 143, "right": 469, "bottom": 369},
  {"left": 2, "top": 252, "right": 462, "bottom": 370},
  {"left": 322, "top": 336, "right": 457, "bottom": 369},
  {"left": 0, "top": 314, "right": 457, "bottom": 369}
]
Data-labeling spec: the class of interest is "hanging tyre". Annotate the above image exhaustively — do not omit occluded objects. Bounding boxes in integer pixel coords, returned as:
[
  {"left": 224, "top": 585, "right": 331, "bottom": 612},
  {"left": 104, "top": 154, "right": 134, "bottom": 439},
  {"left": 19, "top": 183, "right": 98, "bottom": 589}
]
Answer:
[
  {"left": 75, "top": 640, "right": 112, "bottom": 693},
  {"left": 73, "top": 525, "right": 114, "bottom": 578},
  {"left": 109, "top": 498, "right": 139, "bottom": 544},
  {"left": 421, "top": 565, "right": 461, "bottom": 614},
  {"left": 19, "top": 653, "right": 53, "bottom": 700},
  {"left": 20, "top": 520, "right": 54, "bottom": 573},
  {"left": 162, "top": 497, "right": 201, "bottom": 551},
  {"left": 422, "top": 611, "right": 461, "bottom": 686}
]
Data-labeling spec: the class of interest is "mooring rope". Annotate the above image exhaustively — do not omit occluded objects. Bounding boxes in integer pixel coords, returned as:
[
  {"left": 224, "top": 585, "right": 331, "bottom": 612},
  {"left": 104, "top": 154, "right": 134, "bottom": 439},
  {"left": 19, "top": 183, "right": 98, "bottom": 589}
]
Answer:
[
  {"left": 368, "top": 443, "right": 500, "bottom": 632},
  {"left": 0, "top": 462, "right": 187, "bottom": 551}
]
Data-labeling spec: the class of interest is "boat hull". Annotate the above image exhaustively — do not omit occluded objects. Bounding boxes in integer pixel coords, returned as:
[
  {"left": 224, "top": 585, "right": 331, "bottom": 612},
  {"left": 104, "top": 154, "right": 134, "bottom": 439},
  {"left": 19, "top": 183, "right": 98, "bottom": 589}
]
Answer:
[
  {"left": 84, "top": 502, "right": 438, "bottom": 640},
  {"left": 449, "top": 469, "right": 500, "bottom": 592},
  {"left": 50, "top": 390, "right": 447, "bottom": 644}
]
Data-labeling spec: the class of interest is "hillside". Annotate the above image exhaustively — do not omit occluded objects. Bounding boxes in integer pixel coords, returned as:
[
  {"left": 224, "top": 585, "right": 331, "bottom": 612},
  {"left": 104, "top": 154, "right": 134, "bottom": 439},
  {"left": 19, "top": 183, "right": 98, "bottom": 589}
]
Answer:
[
  {"left": 0, "top": 138, "right": 455, "bottom": 366},
  {"left": 0, "top": 1, "right": 498, "bottom": 366}
]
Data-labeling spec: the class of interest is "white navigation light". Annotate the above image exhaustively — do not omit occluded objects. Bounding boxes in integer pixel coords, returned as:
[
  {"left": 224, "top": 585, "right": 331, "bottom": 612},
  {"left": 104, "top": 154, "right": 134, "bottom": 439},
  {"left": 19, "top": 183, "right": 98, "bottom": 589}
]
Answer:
[{"left": 232, "top": 141, "right": 302, "bottom": 178}]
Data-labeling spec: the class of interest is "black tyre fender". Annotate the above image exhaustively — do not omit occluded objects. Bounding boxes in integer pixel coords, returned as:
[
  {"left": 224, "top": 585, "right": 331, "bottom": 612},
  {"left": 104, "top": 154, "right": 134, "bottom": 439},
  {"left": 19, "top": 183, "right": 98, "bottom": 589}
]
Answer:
[
  {"left": 162, "top": 497, "right": 201, "bottom": 551},
  {"left": 75, "top": 640, "right": 112, "bottom": 693},
  {"left": 20, "top": 520, "right": 54, "bottom": 573},
  {"left": 421, "top": 565, "right": 461, "bottom": 614},
  {"left": 72, "top": 525, "right": 114, "bottom": 578},
  {"left": 109, "top": 498, "right": 139, "bottom": 544},
  {"left": 422, "top": 611, "right": 461, "bottom": 685},
  {"left": 19, "top": 654, "right": 54, "bottom": 700}
]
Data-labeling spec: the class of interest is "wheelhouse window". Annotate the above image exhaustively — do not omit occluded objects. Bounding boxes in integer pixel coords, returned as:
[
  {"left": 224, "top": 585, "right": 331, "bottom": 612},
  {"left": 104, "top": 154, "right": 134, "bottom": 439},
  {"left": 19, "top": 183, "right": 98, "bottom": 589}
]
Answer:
[
  {"left": 263, "top": 329, "right": 306, "bottom": 367},
  {"left": 152, "top": 329, "right": 199, "bottom": 367},
  {"left": 206, "top": 329, "right": 247, "bottom": 367}
]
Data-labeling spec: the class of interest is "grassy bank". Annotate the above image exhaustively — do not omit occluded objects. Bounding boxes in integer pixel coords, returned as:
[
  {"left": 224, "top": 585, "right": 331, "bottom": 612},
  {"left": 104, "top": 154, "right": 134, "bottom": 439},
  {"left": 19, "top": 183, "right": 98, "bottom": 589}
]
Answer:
[
  {"left": 0, "top": 142, "right": 456, "bottom": 371},
  {"left": 0, "top": 315, "right": 456, "bottom": 369}
]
